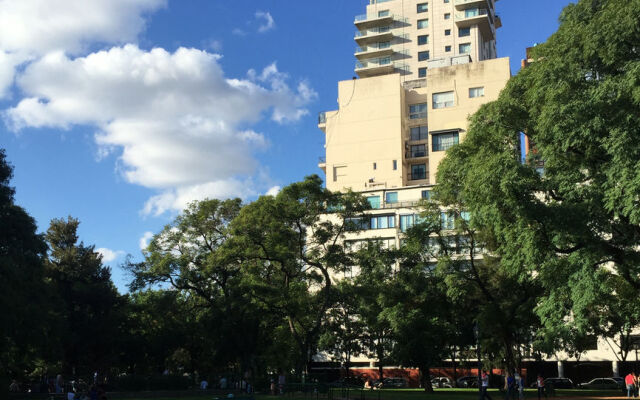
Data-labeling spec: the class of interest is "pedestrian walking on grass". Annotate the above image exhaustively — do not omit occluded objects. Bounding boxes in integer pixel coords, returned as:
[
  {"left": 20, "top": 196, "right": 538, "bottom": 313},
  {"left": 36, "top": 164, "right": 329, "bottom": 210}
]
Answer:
[
  {"left": 505, "top": 373, "right": 516, "bottom": 400},
  {"left": 480, "top": 371, "right": 492, "bottom": 400},
  {"left": 536, "top": 374, "right": 547, "bottom": 400}
]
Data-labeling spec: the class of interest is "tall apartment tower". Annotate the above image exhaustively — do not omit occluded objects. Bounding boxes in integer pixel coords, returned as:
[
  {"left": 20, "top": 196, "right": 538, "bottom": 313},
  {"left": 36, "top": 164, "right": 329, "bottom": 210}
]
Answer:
[
  {"left": 355, "top": 0, "right": 501, "bottom": 79},
  {"left": 316, "top": 0, "right": 511, "bottom": 251}
]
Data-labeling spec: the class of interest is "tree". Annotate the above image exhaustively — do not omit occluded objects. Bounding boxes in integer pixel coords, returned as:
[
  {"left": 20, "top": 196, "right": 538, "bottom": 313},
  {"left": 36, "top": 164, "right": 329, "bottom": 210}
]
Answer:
[
  {"left": 45, "top": 217, "right": 124, "bottom": 376},
  {"left": 229, "top": 175, "right": 370, "bottom": 377},
  {"left": 0, "top": 149, "right": 51, "bottom": 386},
  {"left": 434, "top": 0, "right": 640, "bottom": 363},
  {"left": 127, "top": 198, "right": 267, "bottom": 376}
]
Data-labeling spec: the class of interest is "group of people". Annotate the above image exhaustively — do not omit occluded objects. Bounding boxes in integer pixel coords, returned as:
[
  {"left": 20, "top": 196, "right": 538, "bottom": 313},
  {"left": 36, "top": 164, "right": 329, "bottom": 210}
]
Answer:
[{"left": 477, "top": 371, "right": 547, "bottom": 400}]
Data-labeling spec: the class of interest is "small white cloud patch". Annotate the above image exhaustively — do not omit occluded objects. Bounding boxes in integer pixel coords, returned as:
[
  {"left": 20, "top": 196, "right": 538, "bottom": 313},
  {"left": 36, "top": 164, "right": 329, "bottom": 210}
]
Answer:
[
  {"left": 255, "top": 11, "right": 275, "bottom": 33},
  {"left": 139, "top": 231, "right": 154, "bottom": 250},
  {"left": 96, "top": 247, "right": 125, "bottom": 263}
]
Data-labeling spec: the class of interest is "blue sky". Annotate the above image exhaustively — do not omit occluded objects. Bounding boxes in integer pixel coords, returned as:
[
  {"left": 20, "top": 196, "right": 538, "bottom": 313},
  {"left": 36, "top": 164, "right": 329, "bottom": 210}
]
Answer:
[{"left": 0, "top": 0, "right": 574, "bottom": 291}]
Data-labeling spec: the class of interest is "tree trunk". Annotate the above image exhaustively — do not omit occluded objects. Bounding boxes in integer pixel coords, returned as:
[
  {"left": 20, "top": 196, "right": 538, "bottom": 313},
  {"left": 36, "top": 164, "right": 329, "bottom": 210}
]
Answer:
[{"left": 419, "top": 367, "right": 433, "bottom": 392}]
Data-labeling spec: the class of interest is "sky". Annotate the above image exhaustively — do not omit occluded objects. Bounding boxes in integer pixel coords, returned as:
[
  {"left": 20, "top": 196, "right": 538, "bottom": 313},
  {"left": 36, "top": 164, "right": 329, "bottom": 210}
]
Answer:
[{"left": 0, "top": 0, "right": 575, "bottom": 292}]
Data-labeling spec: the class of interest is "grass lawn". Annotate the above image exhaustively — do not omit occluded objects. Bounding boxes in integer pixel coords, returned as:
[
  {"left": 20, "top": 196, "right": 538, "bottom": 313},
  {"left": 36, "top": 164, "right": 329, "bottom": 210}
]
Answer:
[{"left": 111, "top": 388, "right": 627, "bottom": 400}]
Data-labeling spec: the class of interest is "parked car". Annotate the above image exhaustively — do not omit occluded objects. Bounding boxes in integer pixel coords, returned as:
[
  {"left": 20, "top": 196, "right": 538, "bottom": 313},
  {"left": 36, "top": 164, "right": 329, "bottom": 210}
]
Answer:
[
  {"left": 578, "top": 378, "right": 623, "bottom": 390},
  {"left": 544, "top": 377, "right": 574, "bottom": 389},
  {"left": 380, "top": 377, "right": 409, "bottom": 388},
  {"left": 610, "top": 377, "right": 624, "bottom": 385},
  {"left": 457, "top": 376, "right": 479, "bottom": 388},
  {"left": 431, "top": 377, "right": 453, "bottom": 388}
]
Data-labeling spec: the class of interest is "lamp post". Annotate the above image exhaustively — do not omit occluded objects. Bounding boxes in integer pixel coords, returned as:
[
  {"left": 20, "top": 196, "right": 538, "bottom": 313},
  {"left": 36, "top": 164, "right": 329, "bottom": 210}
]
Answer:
[{"left": 474, "top": 322, "right": 482, "bottom": 399}]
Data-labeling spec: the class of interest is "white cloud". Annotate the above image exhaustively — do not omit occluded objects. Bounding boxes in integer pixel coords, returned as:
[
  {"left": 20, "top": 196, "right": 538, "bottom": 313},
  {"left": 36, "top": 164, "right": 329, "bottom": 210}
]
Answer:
[
  {"left": 0, "top": 0, "right": 164, "bottom": 97},
  {"left": 97, "top": 247, "right": 125, "bottom": 263},
  {"left": 255, "top": 11, "right": 275, "bottom": 33},
  {"left": 139, "top": 231, "right": 154, "bottom": 250},
  {"left": 266, "top": 186, "right": 281, "bottom": 196},
  {"left": 5, "top": 45, "right": 315, "bottom": 214},
  {"left": 0, "top": 0, "right": 165, "bottom": 55},
  {"left": 232, "top": 28, "right": 247, "bottom": 37}
]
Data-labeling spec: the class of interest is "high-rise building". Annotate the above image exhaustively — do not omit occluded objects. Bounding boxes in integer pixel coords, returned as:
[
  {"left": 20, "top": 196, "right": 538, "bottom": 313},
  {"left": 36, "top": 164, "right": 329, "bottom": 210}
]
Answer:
[
  {"left": 318, "top": 1, "right": 510, "bottom": 254},
  {"left": 354, "top": 0, "right": 501, "bottom": 79}
]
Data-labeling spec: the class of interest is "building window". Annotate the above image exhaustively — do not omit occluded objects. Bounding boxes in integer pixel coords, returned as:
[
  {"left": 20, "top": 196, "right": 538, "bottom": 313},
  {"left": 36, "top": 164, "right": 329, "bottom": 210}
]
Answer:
[
  {"left": 444, "top": 0, "right": 450, "bottom": 2},
  {"left": 418, "top": 35, "right": 429, "bottom": 45},
  {"left": 421, "top": 190, "right": 431, "bottom": 200},
  {"left": 378, "top": 41, "right": 391, "bottom": 49},
  {"left": 393, "top": 160, "right": 397, "bottom": 170},
  {"left": 400, "top": 214, "right": 417, "bottom": 232},
  {"left": 465, "top": 8, "right": 480, "bottom": 17},
  {"left": 469, "top": 87, "right": 485, "bottom": 98},
  {"left": 432, "top": 91, "right": 454, "bottom": 109},
  {"left": 432, "top": 131, "right": 459, "bottom": 152},
  {"left": 373, "top": 162, "right": 377, "bottom": 170},
  {"left": 367, "top": 196, "right": 381, "bottom": 209},
  {"left": 445, "top": 45, "right": 452, "bottom": 52},
  {"left": 418, "top": 51, "right": 430, "bottom": 61},
  {"left": 459, "top": 27, "right": 471, "bottom": 37},
  {"left": 371, "top": 215, "right": 396, "bottom": 229},
  {"left": 418, "top": 67, "right": 427, "bottom": 78},
  {"left": 409, "top": 103, "right": 427, "bottom": 119},
  {"left": 378, "top": 10, "right": 390, "bottom": 17},
  {"left": 411, "top": 164, "right": 427, "bottom": 180},
  {"left": 417, "top": 3, "right": 428, "bottom": 13},
  {"left": 410, "top": 144, "right": 427, "bottom": 158},
  {"left": 459, "top": 43, "right": 471, "bottom": 54},
  {"left": 410, "top": 126, "right": 429, "bottom": 141},
  {"left": 441, "top": 212, "right": 455, "bottom": 230},
  {"left": 444, "top": 13, "right": 451, "bottom": 19},
  {"left": 417, "top": 19, "right": 429, "bottom": 29},
  {"left": 445, "top": 29, "right": 451, "bottom": 36},
  {"left": 385, "top": 192, "right": 398, "bottom": 204}
]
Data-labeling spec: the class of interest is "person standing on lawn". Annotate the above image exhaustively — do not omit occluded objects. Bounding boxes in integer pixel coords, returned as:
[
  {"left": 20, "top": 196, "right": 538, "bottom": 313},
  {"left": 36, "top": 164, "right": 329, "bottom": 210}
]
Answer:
[
  {"left": 480, "top": 370, "right": 492, "bottom": 400},
  {"left": 626, "top": 372, "right": 635, "bottom": 398},
  {"left": 536, "top": 374, "right": 547, "bottom": 400}
]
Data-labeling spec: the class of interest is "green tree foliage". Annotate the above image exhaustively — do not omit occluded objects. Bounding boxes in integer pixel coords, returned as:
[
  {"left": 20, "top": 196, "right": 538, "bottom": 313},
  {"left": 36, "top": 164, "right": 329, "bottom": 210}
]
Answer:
[
  {"left": 229, "top": 175, "right": 370, "bottom": 376},
  {"left": 127, "top": 198, "right": 267, "bottom": 375},
  {"left": 45, "top": 217, "right": 124, "bottom": 375},
  {"left": 0, "top": 149, "right": 51, "bottom": 384},
  {"left": 435, "top": 0, "right": 640, "bottom": 360}
]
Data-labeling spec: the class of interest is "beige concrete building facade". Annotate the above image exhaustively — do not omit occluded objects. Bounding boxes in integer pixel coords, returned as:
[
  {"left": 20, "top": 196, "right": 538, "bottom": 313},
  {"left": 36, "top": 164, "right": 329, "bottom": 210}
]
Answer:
[{"left": 354, "top": 0, "right": 501, "bottom": 79}]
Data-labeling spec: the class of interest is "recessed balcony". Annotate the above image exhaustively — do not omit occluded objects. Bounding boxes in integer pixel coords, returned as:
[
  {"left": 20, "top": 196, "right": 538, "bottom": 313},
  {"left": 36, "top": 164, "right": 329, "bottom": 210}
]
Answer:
[
  {"left": 355, "top": 44, "right": 394, "bottom": 60},
  {"left": 354, "top": 13, "right": 395, "bottom": 30},
  {"left": 355, "top": 57, "right": 395, "bottom": 77},
  {"left": 354, "top": 28, "right": 394, "bottom": 45},
  {"left": 455, "top": 9, "right": 495, "bottom": 39},
  {"left": 318, "top": 156, "right": 326, "bottom": 172},
  {"left": 454, "top": 0, "right": 490, "bottom": 11}
]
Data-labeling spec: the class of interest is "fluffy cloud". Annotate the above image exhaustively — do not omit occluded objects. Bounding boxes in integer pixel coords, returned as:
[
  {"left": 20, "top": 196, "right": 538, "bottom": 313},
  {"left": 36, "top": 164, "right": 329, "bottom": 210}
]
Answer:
[
  {"left": 96, "top": 247, "right": 125, "bottom": 263},
  {"left": 5, "top": 45, "right": 316, "bottom": 214},
  {"left": 255, "top": 11, "right": 275, "bottom": 33},
  {"left": 0, "top": 0, "right": 165, "bottom": 96},
  {"left": 139, "top": 231, "right": 154, "bottom": 250},
  {"left": 265, "top": 186, "right": 281, "bottom": 196},
  {"left": 0, "top": 0, "right": 165, "bottom": 55}
]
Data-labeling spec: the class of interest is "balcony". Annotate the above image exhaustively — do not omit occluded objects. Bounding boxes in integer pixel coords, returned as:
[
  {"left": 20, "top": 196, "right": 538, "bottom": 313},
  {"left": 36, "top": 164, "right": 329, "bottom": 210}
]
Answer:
[
  {"left": 355, "top": 44, "right": 394, "bottom": 60},
  {"left": 454, "top": 0, "right": 490, "bottom": 10},
  {"left": 318, "top": 156, "right": 326, "bottom": 172},
  {"left": 455, "top": 8, "right": 495, "bottom": 38},
  {"left": 355, "top": 57, "right": 395, "bottom": 77},
  {"left": 407, "top": 172, "right": 428, "bottom": 182},
  {"left": 354, "top": 13, "right": 395, "bottom": 30},
  {"left": 406, "top": 150, "right": 428, "bottom": 160},
  {"left": 354, "top": 27, "right": 394, "bottom": 45}
]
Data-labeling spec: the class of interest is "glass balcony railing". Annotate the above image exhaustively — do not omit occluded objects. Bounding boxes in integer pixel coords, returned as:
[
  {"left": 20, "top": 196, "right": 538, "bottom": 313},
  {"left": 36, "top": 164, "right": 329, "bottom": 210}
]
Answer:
[
  {"left": 356, "top": 57, "right": 392, "bottom": 70},
  {"left": 408, "top": 171, "right": 428, "bottom": 181},
  {"left": 318, "top": 112, "right": 326, "bottom": 124},
  {"left": 356, "top": 42, "right": 392, "bottom": 54},
  {"left": 355, "top": 26, "right": 392, "bottom": 38},
  {"left": 318, "top": 156, "right": 326, "bottom": 164},
  {"left": 456, "top": 8, "right": 489, "bottom": 20}
]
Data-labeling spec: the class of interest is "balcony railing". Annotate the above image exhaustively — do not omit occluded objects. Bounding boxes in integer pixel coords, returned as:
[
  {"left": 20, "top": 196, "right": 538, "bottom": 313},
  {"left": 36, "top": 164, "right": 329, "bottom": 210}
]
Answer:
[
  {"left": 456, "top": 8, "right": 489, "bottom": 20},
  {"left": 355, "top": 26, "right": 392, "bottom": 38},
  {"left": 318, "top": 156, "right": 326, "bottom": 163},
  {"left": 356, "top": 57, "right": 392, "bottom": 70},
  {"left": 408, "top": 172, "right": 428, "bottom": 181},
  {"left": 318, "top": 112, "right": 326, "bottom": 124},
  {"left": 407, "top": 150, "right": 428, "bottom": 159},
  {"left": 381, "top": 200, "right": 421, "bottom": 209}
]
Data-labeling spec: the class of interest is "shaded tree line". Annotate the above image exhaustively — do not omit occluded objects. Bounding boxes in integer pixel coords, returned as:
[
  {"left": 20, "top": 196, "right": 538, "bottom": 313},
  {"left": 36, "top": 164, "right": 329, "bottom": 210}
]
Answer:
[{"left": 4, "top": 0, "right": 640, "bottom": 391}]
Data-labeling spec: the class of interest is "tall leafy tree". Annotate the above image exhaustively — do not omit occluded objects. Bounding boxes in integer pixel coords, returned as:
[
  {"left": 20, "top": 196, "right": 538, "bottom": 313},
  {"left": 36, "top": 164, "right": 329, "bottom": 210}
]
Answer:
[
  {"left": 435, "top": 0, "right": 640, "bottom": 361},
  {"left": 0, "top": 149, "right": 51, "bottom": 385},
  {"left": 230, "top": 175, "right": 370, "bottom": 376},
  {"left": 45, "top": 217, "right": 124, "bottom": 375}
]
